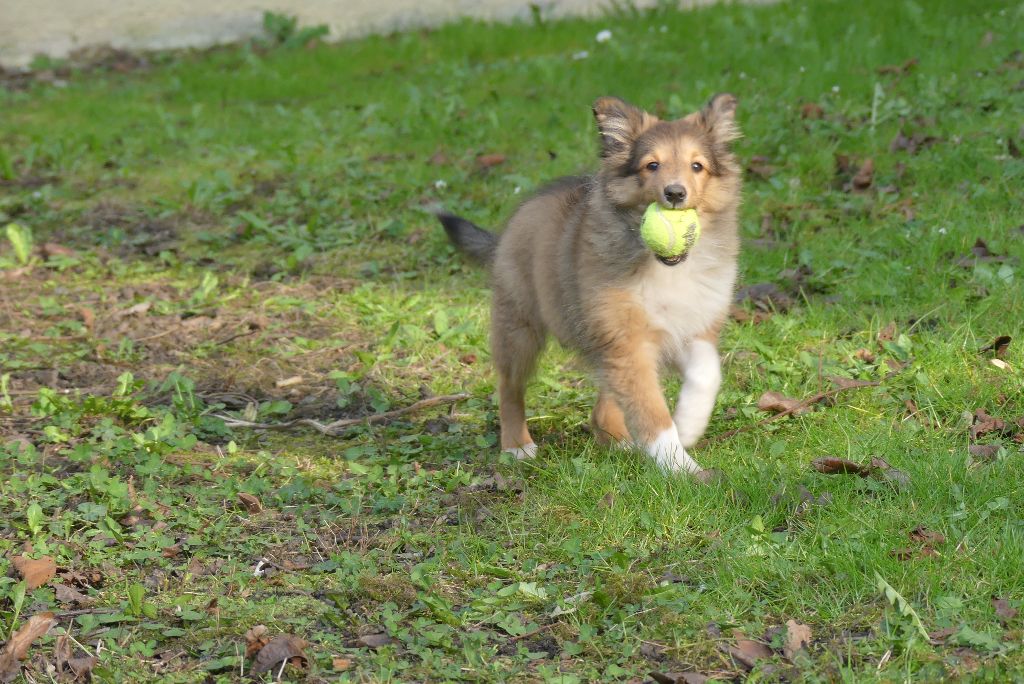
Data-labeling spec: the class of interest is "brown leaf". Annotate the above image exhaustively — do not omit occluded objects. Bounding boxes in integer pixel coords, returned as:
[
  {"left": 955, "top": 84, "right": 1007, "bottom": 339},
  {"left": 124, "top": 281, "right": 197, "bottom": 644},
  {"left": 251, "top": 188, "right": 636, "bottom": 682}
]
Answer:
[
  {"left": 358, "top": 633, "right": 392, "bottom": 649},
  {"left": 251, "top": 634, "right": 308, "bottom": 674},
  {"left": 783, "top": 620, "right": 812, "bottom": 660},
  {"left": 650, "top": 672, "right": 709, "bottom": 684},
  {"left": 735, "top": 282, "right": 794, "bottom": 312},
  {"left": 892, "top": 546, "right": 938, "bottom": 561},
  {"left": 979, "top": 335, "right": 1011, "bottom": 358},
  {"left": 869, "top": 457, "right": 911, "bottom": 487},
  {"left": 890, "top": 130, "right": 939, "bottom": 155},
  {"left": 971, "top": 409, "right": 1007, "bottom": 440},
  {"left": 812, "top": 457, "right": 872, "bottom": 476},
  {"left": 828, "top": 376, "right": 877, "bottom": 390},
  {"left": 39, "top": 242, "right": 77, "bottom": 260},
  {"left": 876, "top": 57, "right": 918, "bottom": 75},
  {"left": 12, "top": 555, "right": 56, "bottom": 589},
  {"left": 54, "top": 583, "right": 94, "bottom": 607},
  {"left": 854, "top": 348, "right": 877, "bottom": 363},
  {"left": 729, "top": 305, "right": 772, "bottom": 324},
  {"left": 727, "top": 638, "right": 773, "bottom": 670},
  {"left": 243, "top": 625, "right": 270, "bottom": 658},
  {"left": 427, "top": 150, "right": 449, "bottom": 166},
  {"left": 909, "top": 526, "right": 945, "bottom": 545},
  {"left": 746, "top": 155, "right": 777, "bottom": 179},
  {"left": 0, "top": 612, "right": 56, "bottom": 683},
  {"left": 851, "top": 158, "right": 874, "bottom": 190},
  {"left": 476, "top": 153, "right": 506, "bottom": 169},
  {"left": 161, "top": 544, "right": 182, "bottom": 559},
  {"left": 929, "top": 626, "right": 957, "bottom": 644},
  {"left": 968, "top": 443, "right": 1001, "bottom": 460},
  {"left": 799, "top": 102, "right": 824, "bottom": 120},
  {"left": 237, "top": 493, "right": 263, "bottom": 514},
  {"left": 333, "top": 657, "right": 353, "bottom": 671},
  {"left": 757, "top": 391, "right": 811, "bottom": 416},
  {"left": 993, "top": 597, "right": 1018, "bottom": 625}
]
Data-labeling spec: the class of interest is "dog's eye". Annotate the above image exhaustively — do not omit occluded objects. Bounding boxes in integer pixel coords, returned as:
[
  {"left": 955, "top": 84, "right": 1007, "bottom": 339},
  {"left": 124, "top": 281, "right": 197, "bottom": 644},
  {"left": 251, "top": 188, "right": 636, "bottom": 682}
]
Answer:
[
  {"left": 691, "top": 162, "right": 704, "bottom": 173},
  {"left": 646, "top": 161, "right": 660, "bottom": 172}
]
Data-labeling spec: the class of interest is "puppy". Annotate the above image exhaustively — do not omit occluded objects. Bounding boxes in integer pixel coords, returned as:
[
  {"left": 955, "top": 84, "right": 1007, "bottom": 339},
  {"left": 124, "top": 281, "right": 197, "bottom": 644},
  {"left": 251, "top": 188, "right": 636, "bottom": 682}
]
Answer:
[{"left": 438, "top": 94, "right": 741, "bottom": 475}]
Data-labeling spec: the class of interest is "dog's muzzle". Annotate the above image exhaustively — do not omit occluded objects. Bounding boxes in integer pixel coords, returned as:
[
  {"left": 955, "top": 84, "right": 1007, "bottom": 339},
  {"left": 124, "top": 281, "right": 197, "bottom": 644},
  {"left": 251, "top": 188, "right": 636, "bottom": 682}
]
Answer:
[{"left": 657, "top": 253, "right": 687, "bottom": 266}]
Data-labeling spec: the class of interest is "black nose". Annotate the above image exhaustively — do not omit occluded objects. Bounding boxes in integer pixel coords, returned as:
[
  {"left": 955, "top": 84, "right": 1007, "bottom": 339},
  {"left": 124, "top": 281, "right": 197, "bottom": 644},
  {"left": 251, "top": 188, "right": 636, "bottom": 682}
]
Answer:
[{"left": 664, "top": 184, "right": 686, "bottom": 205}]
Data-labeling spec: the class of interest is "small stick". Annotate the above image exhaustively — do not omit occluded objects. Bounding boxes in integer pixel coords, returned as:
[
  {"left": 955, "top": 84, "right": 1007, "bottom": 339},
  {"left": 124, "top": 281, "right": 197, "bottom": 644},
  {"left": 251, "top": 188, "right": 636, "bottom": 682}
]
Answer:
[{"left": 215, "top": 393, "right": 470, "bottom": 436}]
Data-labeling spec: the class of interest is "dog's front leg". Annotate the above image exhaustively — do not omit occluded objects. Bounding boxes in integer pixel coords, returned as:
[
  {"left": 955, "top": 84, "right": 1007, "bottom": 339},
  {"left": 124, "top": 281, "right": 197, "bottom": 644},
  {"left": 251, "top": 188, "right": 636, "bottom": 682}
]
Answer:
[
  {"left": 601, "top": 347, "right": 703, "bottom": 475},
  {"left": 673, "top": 336, "right": 722, "bottom": 448}
]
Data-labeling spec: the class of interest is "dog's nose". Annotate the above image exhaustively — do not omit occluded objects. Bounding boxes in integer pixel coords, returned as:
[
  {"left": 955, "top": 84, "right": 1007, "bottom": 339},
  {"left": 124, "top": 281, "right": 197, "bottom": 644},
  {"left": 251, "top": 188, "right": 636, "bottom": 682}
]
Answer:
[{"left": 663, "top": 184, "right": 686, "bottom": 205}]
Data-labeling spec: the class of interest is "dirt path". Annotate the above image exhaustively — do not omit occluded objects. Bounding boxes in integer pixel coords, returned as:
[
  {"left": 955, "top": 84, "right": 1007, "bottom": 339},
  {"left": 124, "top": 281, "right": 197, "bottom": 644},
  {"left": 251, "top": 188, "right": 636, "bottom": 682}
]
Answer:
[{"left": 1, "top": 0, "right": 742, "bottom": 67}]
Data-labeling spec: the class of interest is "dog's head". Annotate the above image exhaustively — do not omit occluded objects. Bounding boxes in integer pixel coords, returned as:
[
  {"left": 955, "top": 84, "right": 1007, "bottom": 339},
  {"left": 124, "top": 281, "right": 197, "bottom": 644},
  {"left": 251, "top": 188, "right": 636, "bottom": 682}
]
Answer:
[{"left": 592, "top": 94, "right": 741, "bottom": 213}]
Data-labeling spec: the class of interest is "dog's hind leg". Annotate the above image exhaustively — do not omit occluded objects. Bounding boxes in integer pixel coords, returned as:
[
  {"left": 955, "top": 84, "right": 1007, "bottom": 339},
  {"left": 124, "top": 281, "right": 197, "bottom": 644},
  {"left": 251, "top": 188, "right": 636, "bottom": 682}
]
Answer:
[
  {"left": 491, "top": 302, "right": 544, "bottom": 459},
  {"left": 673, "top": 333, "right": 722, "bottom": 448}
]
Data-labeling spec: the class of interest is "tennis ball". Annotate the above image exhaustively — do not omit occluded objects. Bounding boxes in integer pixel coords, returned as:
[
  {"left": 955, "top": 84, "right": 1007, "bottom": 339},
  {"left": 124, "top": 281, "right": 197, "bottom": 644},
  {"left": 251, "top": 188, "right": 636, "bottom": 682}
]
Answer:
[{"left": 640, "top": 203, "right": 701, "bottom": 259}]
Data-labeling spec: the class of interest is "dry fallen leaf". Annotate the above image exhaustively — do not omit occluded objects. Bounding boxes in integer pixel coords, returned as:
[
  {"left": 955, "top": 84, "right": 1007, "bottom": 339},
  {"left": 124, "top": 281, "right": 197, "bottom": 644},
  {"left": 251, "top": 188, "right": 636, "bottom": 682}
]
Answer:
[
  {"left": 854, "top": 348, "right": 877, "bottom": 363},
  {"left": 811, "top": 457, "right": 872, "bottom": 476},
  {"left": 734, "top": 282, "right": 794, "bottom": 312},
  {"left": 828, "top": 376, "right": 877, "bottom": 390},
  {"left": 971, "top": 409, "right": 1007, "bottom": 440},
  {"left": 799, "top": 102, "right": 824, "bottom": 120},
  {"left": 333, "top": 657, "right": 353, "bottom": 671},
  {"left": 783, "top": 620, "right": 812, "bottom": 660},
  {"left": 54, "top": 583, "right": 94, "bottom": 607},
  {"left": 909, "top": 526, "right": 945, "bottom": 545},
  {"left": 876, "top": 57, "right": 919, "bottom": 75},
  {"left": 243, "top": 625, "right": 270, "bottom": 658},
  {"left": 726, "top": 638, "right": 773, "bottom": 670},
  {"left": 251, "top": 634, "right": 308, "bottom": 674},
  {"left": 12, "top": 555, "right": 57, "bottom": 590},
  {"left": 851, "top": 158, "right": 874, "bottom": 191},
  {"left": 746, "top": 156, "right": 777, "bottom": 179},
  {"left": 476, "top": 153, "right": 506, "bottom": 169},
  {"left": 358, "top": 633, "right": 392, "bottom": 649},
  {"left": 237, "top": 493, "right": 263, "bottom": 514},
  {"left": 0, "top": 612, "right": 56, "bottom": 683},
  {"left": 892, "top": 546, "right": 938, "bottom": 561},
  {"left": 968, "top": 443, "right": 1001, "bottom": 460},
  {"left": 993, "top": 596, "right": 1018, "bottom": 625},
  {"left": 757, "top": 391, "right": 811, "bottom": 416}
]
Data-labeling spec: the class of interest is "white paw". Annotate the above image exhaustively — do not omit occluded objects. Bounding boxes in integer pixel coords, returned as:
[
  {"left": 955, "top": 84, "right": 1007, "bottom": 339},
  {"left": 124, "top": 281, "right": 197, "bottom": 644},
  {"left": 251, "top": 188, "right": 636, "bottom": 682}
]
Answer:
[
  {"left": 503, "top": 442, "right": 537, "bottom": 460},
  {"left": 646, "top": 427, "right": 703, "bottom": 475}
]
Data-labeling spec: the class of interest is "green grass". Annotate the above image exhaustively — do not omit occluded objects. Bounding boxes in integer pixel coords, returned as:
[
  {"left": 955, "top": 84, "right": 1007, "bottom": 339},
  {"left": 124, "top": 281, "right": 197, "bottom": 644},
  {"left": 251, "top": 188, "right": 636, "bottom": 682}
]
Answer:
[{"left": 1, "top": 0, "right": 1023, "bottom": 681}]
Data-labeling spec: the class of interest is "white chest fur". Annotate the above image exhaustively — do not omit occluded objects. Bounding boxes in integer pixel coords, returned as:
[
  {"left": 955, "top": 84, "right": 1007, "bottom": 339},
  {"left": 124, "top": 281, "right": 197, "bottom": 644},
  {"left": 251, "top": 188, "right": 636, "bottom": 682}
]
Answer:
[{"left": 629, "top": 248, "right": 736, "bottom": 361}]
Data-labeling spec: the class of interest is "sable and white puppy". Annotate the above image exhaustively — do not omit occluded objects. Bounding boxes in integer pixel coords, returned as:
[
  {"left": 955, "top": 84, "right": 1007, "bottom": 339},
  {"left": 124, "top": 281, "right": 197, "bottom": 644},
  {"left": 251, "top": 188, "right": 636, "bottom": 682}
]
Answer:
[{"left": 439, "top": 94, "right": 741, "bottom": 475}]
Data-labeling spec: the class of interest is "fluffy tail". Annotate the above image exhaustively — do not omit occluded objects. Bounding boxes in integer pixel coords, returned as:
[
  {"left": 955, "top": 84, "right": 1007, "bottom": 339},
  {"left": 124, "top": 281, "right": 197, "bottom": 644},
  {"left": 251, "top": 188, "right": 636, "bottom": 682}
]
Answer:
[{"left": 437, "top": 211, "right": 498, "bottom": 266}]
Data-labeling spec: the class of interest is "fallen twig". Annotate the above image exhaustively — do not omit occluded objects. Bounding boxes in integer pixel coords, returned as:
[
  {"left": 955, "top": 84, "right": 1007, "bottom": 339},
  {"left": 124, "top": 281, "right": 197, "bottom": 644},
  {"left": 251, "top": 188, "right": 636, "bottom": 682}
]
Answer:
[
  {"left": 214, "top": 393, "right": 470, "bottom": 436},
  {"left": 707, "top": 372, "right": 897, "bottom": 444}
]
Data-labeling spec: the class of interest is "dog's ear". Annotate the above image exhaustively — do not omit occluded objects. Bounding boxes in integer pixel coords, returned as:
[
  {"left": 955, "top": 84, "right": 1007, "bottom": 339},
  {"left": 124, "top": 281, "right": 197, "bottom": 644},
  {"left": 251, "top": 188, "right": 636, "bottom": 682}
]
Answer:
[
  {"left": 592, "top": 96, "right": 657, "bottom": 158},
  {"left": 699, "top": 93, "right": 741, "bottom": 144}
]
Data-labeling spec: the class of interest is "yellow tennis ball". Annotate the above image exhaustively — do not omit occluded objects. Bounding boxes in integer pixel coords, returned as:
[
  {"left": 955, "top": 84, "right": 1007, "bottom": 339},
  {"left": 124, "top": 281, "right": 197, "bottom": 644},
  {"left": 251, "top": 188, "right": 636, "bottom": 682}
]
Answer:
[{"left": 640, "top": 203, "right": 701, "bottom": 259}]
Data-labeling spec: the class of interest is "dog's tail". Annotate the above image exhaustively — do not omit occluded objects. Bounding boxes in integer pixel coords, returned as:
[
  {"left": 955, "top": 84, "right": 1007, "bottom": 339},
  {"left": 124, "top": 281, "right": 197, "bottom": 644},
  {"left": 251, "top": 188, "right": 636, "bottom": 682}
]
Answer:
[{"left": 436, "top": 211, "right": 498, "bottom": 266}]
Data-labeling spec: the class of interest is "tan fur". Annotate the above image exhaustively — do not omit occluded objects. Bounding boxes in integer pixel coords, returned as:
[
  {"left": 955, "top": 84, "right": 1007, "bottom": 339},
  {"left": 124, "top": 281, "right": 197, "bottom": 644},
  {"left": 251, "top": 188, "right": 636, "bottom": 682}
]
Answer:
[{"left": 461, "top": 94, "right": 742, "bottom": 466}]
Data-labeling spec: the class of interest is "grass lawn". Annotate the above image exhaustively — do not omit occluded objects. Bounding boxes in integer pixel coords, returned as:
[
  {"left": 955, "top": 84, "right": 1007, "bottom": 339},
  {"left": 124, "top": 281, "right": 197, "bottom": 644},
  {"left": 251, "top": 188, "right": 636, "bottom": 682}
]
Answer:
[{"left": 1, "top": 0, "right": 1023, "bottom": 681}]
